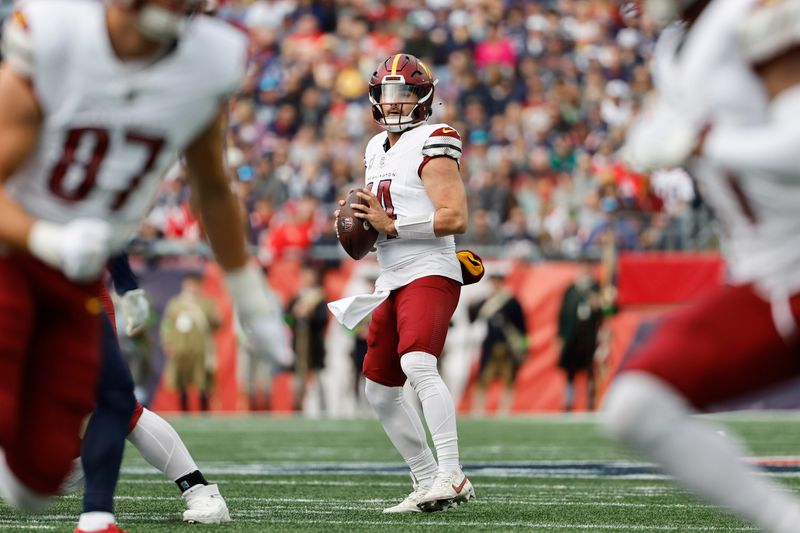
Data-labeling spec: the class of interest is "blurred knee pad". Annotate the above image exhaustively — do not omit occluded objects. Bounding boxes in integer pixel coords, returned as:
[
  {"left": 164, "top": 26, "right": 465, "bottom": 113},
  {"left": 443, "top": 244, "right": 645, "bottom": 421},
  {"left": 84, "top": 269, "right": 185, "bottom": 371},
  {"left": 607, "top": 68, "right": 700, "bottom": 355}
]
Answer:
[
  {"left": 0, "top": 450, "right": 52, "bottom": 513},
  {"left": 601, "top": 372, "right": 690, "bottom": 448}
]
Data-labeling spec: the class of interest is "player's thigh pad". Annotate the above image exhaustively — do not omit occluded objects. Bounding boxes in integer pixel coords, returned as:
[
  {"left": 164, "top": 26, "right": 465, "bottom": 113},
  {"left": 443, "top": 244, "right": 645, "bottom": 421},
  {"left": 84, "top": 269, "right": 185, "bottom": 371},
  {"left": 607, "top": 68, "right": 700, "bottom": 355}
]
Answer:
[
  {"left": 621, "top": 284, "right": 800, "bottom": 409},
  {"left": 0, "top": 255, "right": 35, "bottom": 445},
  {"left": 395, "top": 276, "right": 460, "bottom": 357},
  {"left": 5, "top": 255, "right": 103, "bottom": 494},
  {"left": 363, "top": 296, "right": 404, "bottom": 387}
]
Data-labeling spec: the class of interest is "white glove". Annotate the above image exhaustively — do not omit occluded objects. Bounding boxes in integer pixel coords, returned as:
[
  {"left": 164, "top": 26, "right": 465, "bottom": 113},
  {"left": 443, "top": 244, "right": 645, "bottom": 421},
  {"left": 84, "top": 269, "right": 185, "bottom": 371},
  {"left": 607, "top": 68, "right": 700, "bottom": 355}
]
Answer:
[
  {"left": 225, "top": 264, "right": 294, "bottom": 367},
  {"left": 120, "top": 288, "right": 150, "bottom": 336},
  {"left": 28, "top": 218, "right": 112, "bottom": 282},
  {"left": 241, "top": 311, "right": 294, "bottom": 367},
  {"left": 621, "top": 99, "right": 701, "bottom": 172}
]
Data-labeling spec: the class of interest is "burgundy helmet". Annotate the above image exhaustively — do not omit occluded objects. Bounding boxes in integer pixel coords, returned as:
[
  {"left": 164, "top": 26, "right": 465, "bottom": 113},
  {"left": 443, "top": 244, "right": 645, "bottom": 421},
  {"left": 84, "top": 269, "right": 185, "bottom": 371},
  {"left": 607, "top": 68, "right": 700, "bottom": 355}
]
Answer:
[{"left": 369, "top": 54, "right": 437, "bottom": 133}]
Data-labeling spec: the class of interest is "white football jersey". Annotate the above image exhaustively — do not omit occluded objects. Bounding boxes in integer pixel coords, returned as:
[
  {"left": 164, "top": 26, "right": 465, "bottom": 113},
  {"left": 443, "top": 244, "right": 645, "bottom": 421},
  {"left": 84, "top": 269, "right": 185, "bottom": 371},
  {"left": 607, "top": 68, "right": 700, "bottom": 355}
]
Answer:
[
  {"left": 363, "top": 123, "right": 463, "bottom": 291},
  {"left": 1, "top": 0, "right": 247, "bottom": 252},
  {"left": 651, "top": 0, "right": 800, "bottom": 298}
]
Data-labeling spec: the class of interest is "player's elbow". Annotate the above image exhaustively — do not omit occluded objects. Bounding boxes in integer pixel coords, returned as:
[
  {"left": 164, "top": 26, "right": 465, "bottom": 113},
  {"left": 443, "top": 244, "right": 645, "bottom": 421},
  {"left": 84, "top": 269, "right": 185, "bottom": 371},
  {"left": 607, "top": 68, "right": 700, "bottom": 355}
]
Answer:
[
  {"left": 437, "top": 212, "right": 467, "bottom": 236},
  {"left": 452, "top": 208, "right": 468, "bottom": 234},
  {"left": 453, "top": 216, "right": 468, "bottom": 235}
]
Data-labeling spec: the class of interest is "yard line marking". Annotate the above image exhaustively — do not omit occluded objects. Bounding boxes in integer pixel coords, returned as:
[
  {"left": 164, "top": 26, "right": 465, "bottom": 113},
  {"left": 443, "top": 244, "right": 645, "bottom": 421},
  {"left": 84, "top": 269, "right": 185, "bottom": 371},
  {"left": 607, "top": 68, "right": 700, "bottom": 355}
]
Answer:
[
  {"left": 116, "top": 478, "right": 687, "bottom": 495},
  {"left": 219, "top": 516, "right": 758, "bottom": 531},
  {"left": 0, "top": 525, "right": 54, "bottom": 530},
  {"left": 107, "top": 494, "right": 708, "bottom": 509}
]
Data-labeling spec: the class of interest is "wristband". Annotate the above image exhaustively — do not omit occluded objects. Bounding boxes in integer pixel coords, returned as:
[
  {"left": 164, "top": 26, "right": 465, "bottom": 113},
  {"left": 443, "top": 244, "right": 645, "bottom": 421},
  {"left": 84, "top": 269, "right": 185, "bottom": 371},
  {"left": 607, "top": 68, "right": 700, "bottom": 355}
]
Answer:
[
  {"left": 27, "top": 220, "right": 62, "bottom": 269},
  {"left": 394, "top": 213, "right": 436, "bottom": 240}
]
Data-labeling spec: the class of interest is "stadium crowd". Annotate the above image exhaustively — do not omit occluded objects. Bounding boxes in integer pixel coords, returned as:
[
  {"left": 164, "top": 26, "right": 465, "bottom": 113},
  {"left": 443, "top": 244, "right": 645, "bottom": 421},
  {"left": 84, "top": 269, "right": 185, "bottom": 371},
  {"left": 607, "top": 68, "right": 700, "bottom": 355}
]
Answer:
[{"left": 129, "top": 0, "right": 706, "bottom": 265}]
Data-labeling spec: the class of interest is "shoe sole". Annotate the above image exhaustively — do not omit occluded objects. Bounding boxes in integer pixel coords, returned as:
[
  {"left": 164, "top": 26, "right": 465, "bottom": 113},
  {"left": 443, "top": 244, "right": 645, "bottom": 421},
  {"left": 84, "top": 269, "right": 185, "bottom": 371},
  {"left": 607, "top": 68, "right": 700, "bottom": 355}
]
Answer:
[
  {"left": 418, "top": 488, "right": 475, "bottom": 513},
  {"left": 183, "top": 514, "right": 232, "bottom": 524}
]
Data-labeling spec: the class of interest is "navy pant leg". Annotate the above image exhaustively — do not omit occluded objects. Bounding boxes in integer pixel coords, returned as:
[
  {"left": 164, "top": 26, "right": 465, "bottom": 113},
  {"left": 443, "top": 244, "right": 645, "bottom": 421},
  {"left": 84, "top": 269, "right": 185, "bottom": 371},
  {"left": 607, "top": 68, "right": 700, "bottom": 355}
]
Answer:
[{"left": 81, "top": 313, "right": 136, "bottom": 513}]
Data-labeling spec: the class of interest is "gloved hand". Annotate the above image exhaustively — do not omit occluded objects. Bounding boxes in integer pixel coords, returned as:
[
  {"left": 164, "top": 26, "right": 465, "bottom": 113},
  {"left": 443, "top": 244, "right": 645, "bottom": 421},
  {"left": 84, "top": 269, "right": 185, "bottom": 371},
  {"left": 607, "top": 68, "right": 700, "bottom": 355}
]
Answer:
[
  {"left": 241, "top": 310, "right": 294, "bottom": 367},
  {"left": 120, "top": 288, "right": 150, "bottom": 336},
  {"left": 621, "top": 98, "right": 704, "bottom": 172},
  {"left": 28, "top": 218, "right": 112, "bottom": 282},
  {"left": 225, "top": 264, "right": 294, "bottom": 367}
]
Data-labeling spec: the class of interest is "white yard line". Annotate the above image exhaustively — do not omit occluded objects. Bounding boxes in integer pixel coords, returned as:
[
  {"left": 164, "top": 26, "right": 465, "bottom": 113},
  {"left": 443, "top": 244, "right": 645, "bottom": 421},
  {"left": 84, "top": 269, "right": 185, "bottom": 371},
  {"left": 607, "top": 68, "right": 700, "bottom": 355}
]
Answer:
[
  {"left": 0, "top": 524, "right": 54, "bottom": 530},
  {"left": 217, "top": 516, "right": 758, "bottom": 531},
  {"left": 107, "top": 494, "right": 705, "bottom": 508}
]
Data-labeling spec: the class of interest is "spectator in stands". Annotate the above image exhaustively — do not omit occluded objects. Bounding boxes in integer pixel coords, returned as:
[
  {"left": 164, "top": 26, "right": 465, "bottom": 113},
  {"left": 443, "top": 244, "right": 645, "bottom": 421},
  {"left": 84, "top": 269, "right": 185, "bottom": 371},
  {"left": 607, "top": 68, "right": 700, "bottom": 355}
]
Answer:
[
  {"left": 161, "top": 274, "right": 221, "bottom": 412},
  {"left": 468, "top": 270, "right": 528, "bottom": 416},
  {"left": 557, "top": 260, "right": 603, "bottom": 412},
  {"left": 137, "top": 1, "right": 708, "bottom": 263},
  {"left": 287, "top": 263, "right": 329, "bottom": 415}
]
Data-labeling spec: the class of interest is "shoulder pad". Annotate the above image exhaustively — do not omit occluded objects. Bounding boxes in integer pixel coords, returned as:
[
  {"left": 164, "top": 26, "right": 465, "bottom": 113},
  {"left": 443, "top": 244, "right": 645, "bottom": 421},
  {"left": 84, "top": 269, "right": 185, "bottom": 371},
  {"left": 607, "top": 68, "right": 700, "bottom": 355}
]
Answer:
[
  {"left": 422, "top": 125, "right": 462, "bottom": 162},
  {"left": 1, "top": 9, "right": 35, "bottom": 78}
]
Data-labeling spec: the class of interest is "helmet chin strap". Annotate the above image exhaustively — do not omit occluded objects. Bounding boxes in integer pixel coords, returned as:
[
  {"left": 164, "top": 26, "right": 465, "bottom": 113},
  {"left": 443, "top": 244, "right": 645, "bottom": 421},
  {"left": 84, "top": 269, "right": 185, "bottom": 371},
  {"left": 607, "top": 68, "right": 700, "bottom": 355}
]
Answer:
[
  {"left": 137, "top": 5, "right": 185, "bottom": 42},
  {"left": 377, "top": 103, "right": 423, "bottom": 133}
]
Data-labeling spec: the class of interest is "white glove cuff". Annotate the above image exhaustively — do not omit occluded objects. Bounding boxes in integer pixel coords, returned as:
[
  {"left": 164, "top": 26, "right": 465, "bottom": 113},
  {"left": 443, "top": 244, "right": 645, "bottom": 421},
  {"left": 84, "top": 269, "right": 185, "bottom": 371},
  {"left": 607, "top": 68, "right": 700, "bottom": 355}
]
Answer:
[
  {"left": 394, "top": 213, "right": 436, "bottom": 240},
  {"left": 28, "top": 220, "right": 63, "bottom": 269},
  {"left": 224, "top": 263, "right": 274, "bottom": 318}
]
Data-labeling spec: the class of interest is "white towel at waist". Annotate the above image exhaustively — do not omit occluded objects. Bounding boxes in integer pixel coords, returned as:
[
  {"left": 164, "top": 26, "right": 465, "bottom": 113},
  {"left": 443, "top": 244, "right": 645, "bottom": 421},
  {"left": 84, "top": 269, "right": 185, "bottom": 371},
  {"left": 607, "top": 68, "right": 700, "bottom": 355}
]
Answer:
[{"left": 327, "top": 290, "right": 390, "bottom": 330}]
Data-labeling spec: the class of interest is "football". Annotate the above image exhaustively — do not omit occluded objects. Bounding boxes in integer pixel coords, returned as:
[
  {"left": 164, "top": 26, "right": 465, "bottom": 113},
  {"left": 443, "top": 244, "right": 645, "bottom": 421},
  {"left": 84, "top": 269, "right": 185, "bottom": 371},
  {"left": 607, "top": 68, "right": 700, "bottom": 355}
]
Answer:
[{"left": 336, "top": 190, "right": 379, "bottom": 260}]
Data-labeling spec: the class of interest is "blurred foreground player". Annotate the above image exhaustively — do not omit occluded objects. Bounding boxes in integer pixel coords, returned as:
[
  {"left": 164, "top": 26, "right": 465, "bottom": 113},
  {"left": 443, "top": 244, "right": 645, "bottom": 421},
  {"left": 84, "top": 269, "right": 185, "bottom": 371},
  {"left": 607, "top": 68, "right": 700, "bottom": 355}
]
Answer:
[
  {"left": 604, "top": 1, "right": 800, "bottom": 532},
  {"left": 64, "top": 256, "right": 229, "bottom": 532},
  {"left": 0, "top": 0, "right": 290, "bottom": 514},
  {"left": 329, "top": 54, "right": 475, "bottom": 513}
]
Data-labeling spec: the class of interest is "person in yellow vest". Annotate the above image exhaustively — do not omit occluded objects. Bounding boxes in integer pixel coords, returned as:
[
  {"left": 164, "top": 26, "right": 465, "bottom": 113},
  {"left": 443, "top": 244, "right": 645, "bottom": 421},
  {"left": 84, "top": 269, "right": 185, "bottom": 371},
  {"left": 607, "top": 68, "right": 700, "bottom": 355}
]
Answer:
[{"left": 161, "top": 273, "right": 221, "bottom": 412}]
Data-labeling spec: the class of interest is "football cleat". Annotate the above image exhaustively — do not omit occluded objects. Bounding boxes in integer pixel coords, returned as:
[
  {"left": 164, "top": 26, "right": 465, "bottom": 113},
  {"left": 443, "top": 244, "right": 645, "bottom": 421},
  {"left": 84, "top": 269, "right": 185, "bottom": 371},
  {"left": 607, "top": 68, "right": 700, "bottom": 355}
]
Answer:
[
  {"left": 74, "top": 524, "right": 127, "bottom": 533},
  {"left": 417, "top": 468, "right": 475, "bottom": 512},
  {"left": 181, "top": 484, "right": 231, "bottom": 524},
  {"left": 383, "top": 474, "right": 430, "bottom": 513}
]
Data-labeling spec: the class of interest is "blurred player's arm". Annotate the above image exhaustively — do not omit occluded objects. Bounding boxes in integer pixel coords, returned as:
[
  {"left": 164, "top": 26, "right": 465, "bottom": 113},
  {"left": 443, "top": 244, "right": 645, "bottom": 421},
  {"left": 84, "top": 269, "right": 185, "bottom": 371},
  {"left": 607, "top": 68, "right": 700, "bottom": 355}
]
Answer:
[
  {"left": 0, "top": 62, "right": 41, "bottom": 250},
  {"left": 184, "top": 105, "right": 293, "bottom": 366},
  {"left": 620, "top": 95, "right": 702, "bottom": 172},
  {"left": 184, "top": 105, "right": 248, "bottom": 271},
  {"left": 701, "top": 49, "right": 800, "bottom": 177},
  {"left": 108, "top": 254, "right": 151, "bottom": 336}
]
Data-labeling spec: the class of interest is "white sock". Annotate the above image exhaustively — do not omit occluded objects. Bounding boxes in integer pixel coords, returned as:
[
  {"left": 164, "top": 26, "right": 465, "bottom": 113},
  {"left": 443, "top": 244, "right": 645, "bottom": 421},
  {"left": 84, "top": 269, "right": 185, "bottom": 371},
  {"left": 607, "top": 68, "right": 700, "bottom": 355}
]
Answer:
[
  {"left": 364, "top": 378, "right": 438, "bottom": 485},
  {"left": 77, "top": 511, "right": 115, "bottom": 531},
  {"left": 127, "top": 408, "right": 198, "bottom": 481},
  {"left": 603, "top": 373, "right": 800, "bottom": 533},
  {"left": 400, "top": 351, "right": 460, "bottom": 472}
]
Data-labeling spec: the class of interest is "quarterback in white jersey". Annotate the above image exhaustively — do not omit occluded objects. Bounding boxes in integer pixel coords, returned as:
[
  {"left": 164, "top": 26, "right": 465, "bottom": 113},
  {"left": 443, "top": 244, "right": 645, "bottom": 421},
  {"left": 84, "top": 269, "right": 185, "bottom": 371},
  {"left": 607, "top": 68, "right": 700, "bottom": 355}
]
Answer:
[
  {"left": 331, "top": 54, "right": 475, "bottom": 513},
  {"left": 603, "top": 1, "right": 800, "bottom": 532},
  {"left": 0, "top": 0, "right": 290, "bottom": 523},
  {"left": 362, "top": 120, "right": 464, "bottom": 291}
]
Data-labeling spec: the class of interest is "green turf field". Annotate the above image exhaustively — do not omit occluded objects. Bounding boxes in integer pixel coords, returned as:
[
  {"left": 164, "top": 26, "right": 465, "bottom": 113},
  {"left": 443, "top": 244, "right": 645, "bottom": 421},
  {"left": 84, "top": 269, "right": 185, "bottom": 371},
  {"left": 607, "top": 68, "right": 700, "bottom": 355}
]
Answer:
[{"left": 3, "top": 413, "right": 800, "bottom": 532}]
